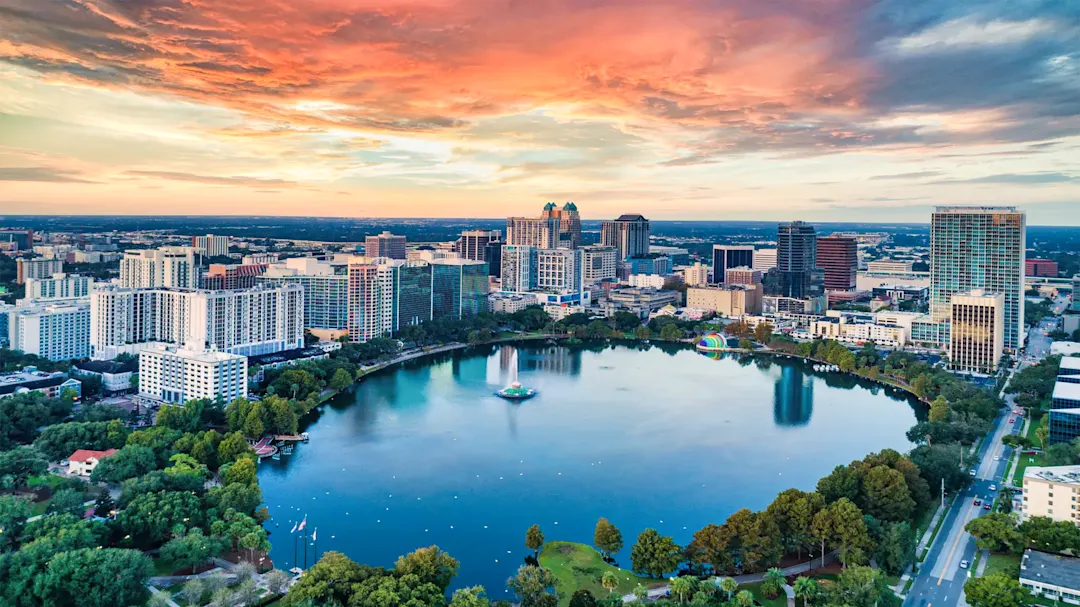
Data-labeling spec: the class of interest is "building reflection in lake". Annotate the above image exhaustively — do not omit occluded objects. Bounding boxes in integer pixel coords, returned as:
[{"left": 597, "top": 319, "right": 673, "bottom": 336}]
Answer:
[{"left": 774, "top": 364, "right": 814, "bottom": 427}]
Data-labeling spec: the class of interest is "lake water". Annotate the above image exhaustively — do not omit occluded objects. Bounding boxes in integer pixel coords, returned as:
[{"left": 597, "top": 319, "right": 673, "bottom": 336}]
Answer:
[{"left": 259, "top": 343, "right": 923, "bottom": 594}]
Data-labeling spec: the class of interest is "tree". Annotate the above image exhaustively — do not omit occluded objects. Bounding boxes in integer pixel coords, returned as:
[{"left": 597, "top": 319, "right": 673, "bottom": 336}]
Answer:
[
  {"left": 595, "top": 517, "right": 624, "bottom": 560},
  {"left": 719, "top": 578, "right": 738, "bottom": 601},
  {"left": 526, "top": 524, "right": 545, "bottom": 557},
  {"left": 633, "top": 585, "right": 649, "bottom": 602},
  {"left": 47, "top": 487, "right": 87, "bottom": 517},
  {"left": 670, "top": 577, "right": 692, "bottom": 604},
  {"left": 735, "top": 590, "right": 754, "bottom": 607},
  {"left": 280, "top": 552, "right": 381, "bottom": 607},
  {"left": 1036, "top": 426, "right": 1049, "bottom": 451},
  {"left": 94, "top": 491, "right": 116, "bottom": 517},
  {"left": 571, "top": 589, "right": 600, "bottom": 607},
  {"left": 181, "top": 578, "right": 205, "bottom": 607},
  {"left": 660, "top": 324, "right": 682, "bottom": 340},
  {"left": 964, "top": 573, "right": 1030, "bottom": 607},
  {"left": 90, "top": 445, "right": 158, "bottom": 483},
  {"left": 223, "top": 456, "right": 259, "bottom": 487},
  {"left": 630, "top": 529, "right": 681, "bottom": 578},
  {"left": 116, "top": 490, "right": 204, "bottom": 547},
  {"left": 32, "top": 548, "right": 154, "bottom": 607},
  {"left": 0, "top": 495, "right": 32, "bottom": 552},
  {"left": 0, "top": 446, "right": 47, "bottom": 489},
  {"left": 265, "top": 569, "right": 291, "bottom": 595},
  {"left": 966, "top": 513, "right": 1024, "bottom": 553},
  {"left": 828, "top": 498, "right": 873, "bottom": 567},
  {"left": 33, "top": 421, "right": 128, "bottom": 460},
  {"left": 862, "top": 465, "right": 916, "bottom": 522},
  {"left": 816, "top": 465, "right": 859, "bottom": 504},
  {"left": 761, "top": 568, "right": 785, "bottom": 599},
  {"left": 928, "top": 395, "right": 950, "bottom": 422},
  {"left": 792, "top": 577, "right": 819, "bottom": 606},
  {"left": 394, "top": 545, "right": 460, "bottom": 592},
  {"left": 162, "top": 528, "right": 224, "bottom": 575},
  {"left": 234, "top": 560, "right": 257, "bottom": 582},
  {"left": 452, "top": 587, "right": 492, "bottom": 607},
  {"left": 810, "top": 509, "right": 832, "bottom": 569},
  {"left": 602, "top": 571, "right": 620, "bottom": 597},
  {"left": 507, "top": 565, "right": 559, "bottom": 607},
  {"left": 218, "top": 431, "right": 255, "bottom": 464},
  {"left": 754, "top": 322, "right": 774, "bottom": 344},
  {"left": 330, "top": 368, "right": 353, "bottom": 392},
  {"left": 828, "top": 566, "right": 892, "bottom": 607},
  {"left": 164, "top": 453, "right": 210, "bottom": 480},
  {"left": 634, "top": 326, "right": 651, "bottom": 340},
  {"left": 738, "top": 338, "right": 753, "bottom": 351},
  {"left": 234, "top": 578, "right": 261, "bottom": 606}
]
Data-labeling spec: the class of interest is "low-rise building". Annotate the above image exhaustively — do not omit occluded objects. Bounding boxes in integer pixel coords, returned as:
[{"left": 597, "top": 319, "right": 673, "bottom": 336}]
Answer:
[
  {"left": 137, "top": 345, "right": 248, "bottom": 407},
  {"left": 68, "top": 449, "right": 117, "bottom": 477},
  {"left": 543, "top": 304, "right": 585, "bottom": 321},
  {"left": 628, "top": 274, "right": 666, "bottom": 289},
  {"left": 1021, "top": 549, "right": 1080, "bottom": 604},
  {"left": 1021, "top": 465, "right": 1080, "bottom": 523},
  {"left": 72, "top": 359, "right": 138, "bottom": 395},
  {"left": 810, "top": 317, "right": 907, "bottom": 347},
  {"left": 0, "top": 368, "right": 82, "bottom": 400},
  {"left": 686, "top": 284, "right": 762, "bottom": 317},
  {"left": 602, "top": 288, "right": 680, "bottom": 315},
  {"left": 489, "top": 293, "right": 537, "bottom": 314},
  {"left": 724, "top": 267, "right": 762, "bottom": 286}
]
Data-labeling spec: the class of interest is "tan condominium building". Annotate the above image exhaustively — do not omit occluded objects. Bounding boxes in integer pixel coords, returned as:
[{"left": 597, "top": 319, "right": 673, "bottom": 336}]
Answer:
[
  {"left": 686, "top": 284, "right": 762, "bottom": 317},
  {"left": 949, "top": 289, "right": 1004, "bottom": 374},
  {"left": 1021, "top": 465, "right": 1080, "bottom": 524}
]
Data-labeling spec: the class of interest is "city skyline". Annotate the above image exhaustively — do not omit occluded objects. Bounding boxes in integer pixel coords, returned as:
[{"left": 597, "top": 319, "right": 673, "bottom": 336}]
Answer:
[{"left": 0, "top": 0, "right": 1078, "bottom": 222}]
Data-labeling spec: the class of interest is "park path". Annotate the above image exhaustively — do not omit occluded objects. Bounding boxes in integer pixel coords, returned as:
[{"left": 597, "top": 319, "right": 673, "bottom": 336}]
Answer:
[{"left": 623, "top": 551, "right": 838, "bottom": 602}]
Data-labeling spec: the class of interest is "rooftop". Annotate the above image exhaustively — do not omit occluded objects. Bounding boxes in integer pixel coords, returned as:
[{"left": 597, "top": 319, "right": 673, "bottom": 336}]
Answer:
[
  {"left": 248, "top": 346, "right": 327, "bottom": 367},
  {"left": 614, "top": 214, "right": 648, "bottom": 222},
  {"left": 1059, "top": 357, "right": 1080, "bottom": 375},
  {"left": 1053, "top": 381, "right": 1080, "bottom": 402},
  {"left": 74, "top": 359, "right": 138, "bottom": 375},
  {"left": 1022, "top": 550, "right": 1080, "bottom": 592},
  {"left": 143, "top": 345, "right": 246, "bottom": 363},
  {"left": 68, "top": 449, "right": 117, "bottom": 463},
  {"left": 1025, "top": 465, "right": 1080, "bottom": 486}
]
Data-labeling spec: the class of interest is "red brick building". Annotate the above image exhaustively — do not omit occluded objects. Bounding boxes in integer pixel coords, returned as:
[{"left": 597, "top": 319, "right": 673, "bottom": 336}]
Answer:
[
  {"left": 816, "top": 235, "right": 858, "bottom": 291},
  {"left": 1025, "top": 259, "right": 1059, "bottom": 277}
]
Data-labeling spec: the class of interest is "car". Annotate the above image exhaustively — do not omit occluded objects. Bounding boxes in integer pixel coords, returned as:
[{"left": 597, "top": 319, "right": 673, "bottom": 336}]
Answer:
[
  {"left": 1010, "top": 418, "right": 1016, "bottom": 423},
  {"left": 994, "top": 455, "right": 1001, "bottom": 461},
  {"left": 969, "top": 469, "right": 977, "bottom": 476},
  {"left": 960, "top": 560, "right": 969, "bottom": 569},
  {"left": 990, "top": 484, "right": 997, "bottom": 491},
  {"left": 974, "top": 498, "right": 982, "bottom": 506},
  {"left": 984, "top": 503, "right": 992, "bottom": 510},
  {"left": 59, "top": 459, "right": 68, "bottom": 466}
]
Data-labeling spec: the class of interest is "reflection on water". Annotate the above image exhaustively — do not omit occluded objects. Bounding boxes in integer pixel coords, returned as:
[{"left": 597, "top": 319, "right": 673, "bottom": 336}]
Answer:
[
  {"left": 774, "top": 365, "right": 814, "bottom": 427},
  {"left": 259, "top": 343, "right": 922, "bottom": 595}
]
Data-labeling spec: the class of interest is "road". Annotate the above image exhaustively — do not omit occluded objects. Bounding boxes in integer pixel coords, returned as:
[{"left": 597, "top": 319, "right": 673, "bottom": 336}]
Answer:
[{"left": 905, "top": 309, "right": 1062, "bottom": 607}]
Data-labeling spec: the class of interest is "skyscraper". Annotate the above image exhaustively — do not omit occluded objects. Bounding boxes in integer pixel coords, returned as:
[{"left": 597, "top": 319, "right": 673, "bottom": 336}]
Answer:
[
  {"left": 600, "top": 214, "right": 650, "bottom": 260},
  {"left": 457, "top": 230, "right": 501, "bottom": 261},
  {"left": 777, "top": 221, "right": 819, "bottom": 299},
  {"left": 816, "top": 235, "right": 857, "bottom": 291},
  {"left": 711, "top": 246, "right": 754, "bottom": 284},
  {"left": 950, "top": 289, "right": 1004, "bottom": 374},
  {"left": 431, "top": 259, "right": 489, "bottom": 320},
  {"left": 930, "top": 206, "right": 1025, "bottom": 351},
  {"left": 119, "top": 247, "right": 199, "bottom": 289},
  {"left": 192, "top": 234, "right": 229, "bottom": 257},
  {"left": 506, "top": 203, "right": 580, "bottom": 248},
  {"left": 364, "top": 231, "right": 407, "bottom": 259}
]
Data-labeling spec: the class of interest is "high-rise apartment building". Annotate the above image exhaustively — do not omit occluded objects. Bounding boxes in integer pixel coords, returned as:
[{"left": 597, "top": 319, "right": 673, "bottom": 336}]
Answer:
[
  {"left": 711, "top": 246, "right": 754, "bottom": 285},
  {"left": 257, "top": 258, "right": 349, "bottom": 331},
  {"left": 119, "top": 247, "right": 200, "bottom": 289},
  {"left": 347, "top": 262, "right": 397, "bottom": 342},
  {"left": 777, "top": 222, "right": 819, "bottom": 299},
  {"left": 816, "top": 235, "right": 857, "bottom": 291},
  {"left": 16, "top": 258, "right": 63, "bottom": 284},
  {"left": 457, "top": 230, "right": 501, "bottom": 261},
  {"left": 600, "top": 214, "right": 650, "bottom": 260},
  {"left": 682, "top": 262, "right": 710, "bottom": 287},
  {"left": 192, "top": 234, "right": 230, "bottom": 257},
  {"left": 582, "top": 246, "right": 617, "bottom": 286},
  {"left": 138, "top": 345, "right": 247, "bottom": 406},
  {"left": 364, "top": 231, "right": 407, "bottom": 259},
  {"left": 202, "top": 263, "right": 268, "bottom": 290},
  {"left": 753, "top": 249, "right": 778, "bottom": 272},
  {"left": 500, "top": 246, "right": 584, "bottom": 301},
  {"left": 501, "top": 246, "right": 535, "bottom": 294},
  {"left": 9, "top": 302, "right": 91, "bottom": 361},
  {"left": 89, "top": 284, "right": 304, "bottom": 359},
  {"left": 1074, "top": 275, "right": 1080, "bottom": 312},
  {"left": 506, "top": 203, "right": 581, "bottom": 249},
  {"left": 24, "top": 273, "right": 94, "bottom": 302},
  {"left": 0, "top": 229, "right": 34, "bottom": 251},
  {"left": 949, "top": 289, "right": 1004, "bottom": 374},
  {"left": 930, "top": 206, "right": 1025, "bottom": 352}
]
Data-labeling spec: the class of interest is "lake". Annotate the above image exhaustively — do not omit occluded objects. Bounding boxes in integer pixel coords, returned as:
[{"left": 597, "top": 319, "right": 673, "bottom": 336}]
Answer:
[{"left": 258, "top": 342, "right": 923, "bottom": 594}]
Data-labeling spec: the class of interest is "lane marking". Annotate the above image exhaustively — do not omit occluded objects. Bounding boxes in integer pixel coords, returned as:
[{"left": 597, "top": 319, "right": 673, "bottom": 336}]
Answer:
[{"left": 938, "top": 504, "right": 978, "bottom": 584}]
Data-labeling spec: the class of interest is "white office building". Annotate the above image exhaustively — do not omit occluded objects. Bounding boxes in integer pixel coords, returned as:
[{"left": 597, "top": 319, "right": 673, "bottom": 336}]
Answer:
[
  {"left": 752, "top": 249, "right": 778, "bottom": 272},
  {"left": 949, "top": 289, "right": 1005, "bottom": 374},
  {"left": 536, "top": 248, "right": 583, "bottom": 295},
  {"left": 119, "top": 247, "right": 200, "bottom": 289},
  {"left": 582, "top": 246, "right": 617, "bottom": 285},
  {"left": 90, "top": 284, "right": 304, "bottom": 359},
  {"left": 9, "top": 302, "right": 91, "bottom": 361},
  {"left": 866, "top": 260, "right": 915, "bottom": 274},
  {"left": 23, "top": 273, "right": 94, "bottom": 303},
  {"left": 138, "top": 345, "right": 247, "bottom": 406},
  {"left": 192, "top": 234, "right": 230, "bottom": 257}
]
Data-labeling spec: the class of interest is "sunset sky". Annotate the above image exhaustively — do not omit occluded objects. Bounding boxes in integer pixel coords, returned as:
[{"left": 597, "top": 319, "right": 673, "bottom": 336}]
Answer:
[{"left": 0, "top": 0, "right": 1078, "bottom": 221}]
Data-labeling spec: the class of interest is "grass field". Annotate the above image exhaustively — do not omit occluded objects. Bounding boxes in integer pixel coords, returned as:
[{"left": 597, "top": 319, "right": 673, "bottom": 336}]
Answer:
[
  {"left": 740, "top": 581, "right": 787, "bottom": 607},
  {"left": 538, "top": 542, "right": 666, "bottom": 605},
  {"left": 984, "top": 553, "right": 1022, "bottom": 578}
]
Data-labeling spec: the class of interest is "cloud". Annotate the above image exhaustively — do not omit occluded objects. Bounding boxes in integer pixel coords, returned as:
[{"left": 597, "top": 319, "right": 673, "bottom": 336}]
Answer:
[
  {"left": 931, "top": 172, "right": 1077, "bottom": 185},
  {"left": 124, "top": 170, "right": 298, "bottom": 187},
  {"left": 0, "top": 166, "right": 97, "bottom": 183},
  {"left": 869, "top": 171, "right": 943, "bottom": 180}
]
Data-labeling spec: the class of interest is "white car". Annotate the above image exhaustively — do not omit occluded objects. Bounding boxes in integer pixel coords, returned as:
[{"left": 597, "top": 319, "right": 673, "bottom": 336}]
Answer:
[
  {"left": 994, "top": 455, "right": 1001, "bottom": 461},
  {"left": 990, "top": 484, "right": 997, "bottom": 491},
  {"left": 960, "top": 560, "right": 969, "bottom": 569}
]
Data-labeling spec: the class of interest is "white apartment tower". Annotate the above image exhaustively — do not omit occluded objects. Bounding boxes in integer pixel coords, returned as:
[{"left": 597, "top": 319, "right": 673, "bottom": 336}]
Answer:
[
  {"left": 582, "top": 246, "right": 617, "bottom": 285},
  {"left": 192, "top": 234, "right": 230, "bottom": 257},
  {"left": 24, "top": 273, "right": 94, "bottom": 302},
  {"left": 138, "top": 345, "right": 247, "bottom": 406},
  {"left": 9, "top": 302, "right": 91, "bottom": 361},
  {"left": 347, "top": 262, "right": 397, "bottom": 342},
  {"left": 16, "top": 258, "right": 63, "bottom": 284},
  {"left": 90, "top": 284, "right": 304, "bottom": 359},
  {"left": 119, "top": 247, "right": 200, "bottom": 289},
  {"left": 930, "top": 206, "right": 1025, "bottom": 352}
]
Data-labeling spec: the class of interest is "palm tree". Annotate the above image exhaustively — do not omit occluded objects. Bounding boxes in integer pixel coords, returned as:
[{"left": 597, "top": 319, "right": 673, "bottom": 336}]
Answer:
[
  {"left": 735, "top": 589, "right": 755, "bottom": 607},
  {"left": 633, "top": 584, "right": 649, "bottom": 602},
  {"left": 761, "top": 568, "right": 785, "bottom": 599},
  {"left": 720, "top": 577, "right": 738, "bottom": 601},
  {"left": 602, "top": 571, "right": 619, "bottom": 596},
  {"left": 670, "top": 577, "right": 693, "bottom": 605},
  {"left": 290, "top": 383, "right": 300, "bottom": 399},
  {"left": 793, "top": 577, "right": 819, "bottom": 607}
]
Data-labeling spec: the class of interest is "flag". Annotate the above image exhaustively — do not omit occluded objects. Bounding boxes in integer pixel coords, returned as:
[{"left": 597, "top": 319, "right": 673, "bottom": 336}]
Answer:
[
  {"left": 312, "top": 528, "right": 317, "bottom": 542},
  {"left": 290, "top": 522, "right": 298, "bottom": 534},
  {"left": 298, "top": 515, "right": 307, "bottom": 532}
]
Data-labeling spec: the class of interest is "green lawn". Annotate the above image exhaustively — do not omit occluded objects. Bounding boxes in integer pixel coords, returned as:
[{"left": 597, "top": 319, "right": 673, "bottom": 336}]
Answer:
[
  {"left": 26, "top": 474, "right": 67, "bottom": 488},
  {"left": 1012, "top": 451, "right": 1046, "bottom": 486},
  {"left": 984, "top": 553, "right": 1022, "bottom": 578},
  {"left": 537, "top": 542, "right": 665, "bottom": 605}
]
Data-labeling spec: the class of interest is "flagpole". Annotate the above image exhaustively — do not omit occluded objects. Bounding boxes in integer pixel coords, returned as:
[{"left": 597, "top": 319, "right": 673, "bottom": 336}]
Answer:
[
  {"left": 303, "top": 527, "right": 308, "bottom": 569},
  {"left": 293, "top": 532, "right": 298, "bottom": 569},
  {"left": 312, "top": 528, "right": 318, "bottom": 564}
]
